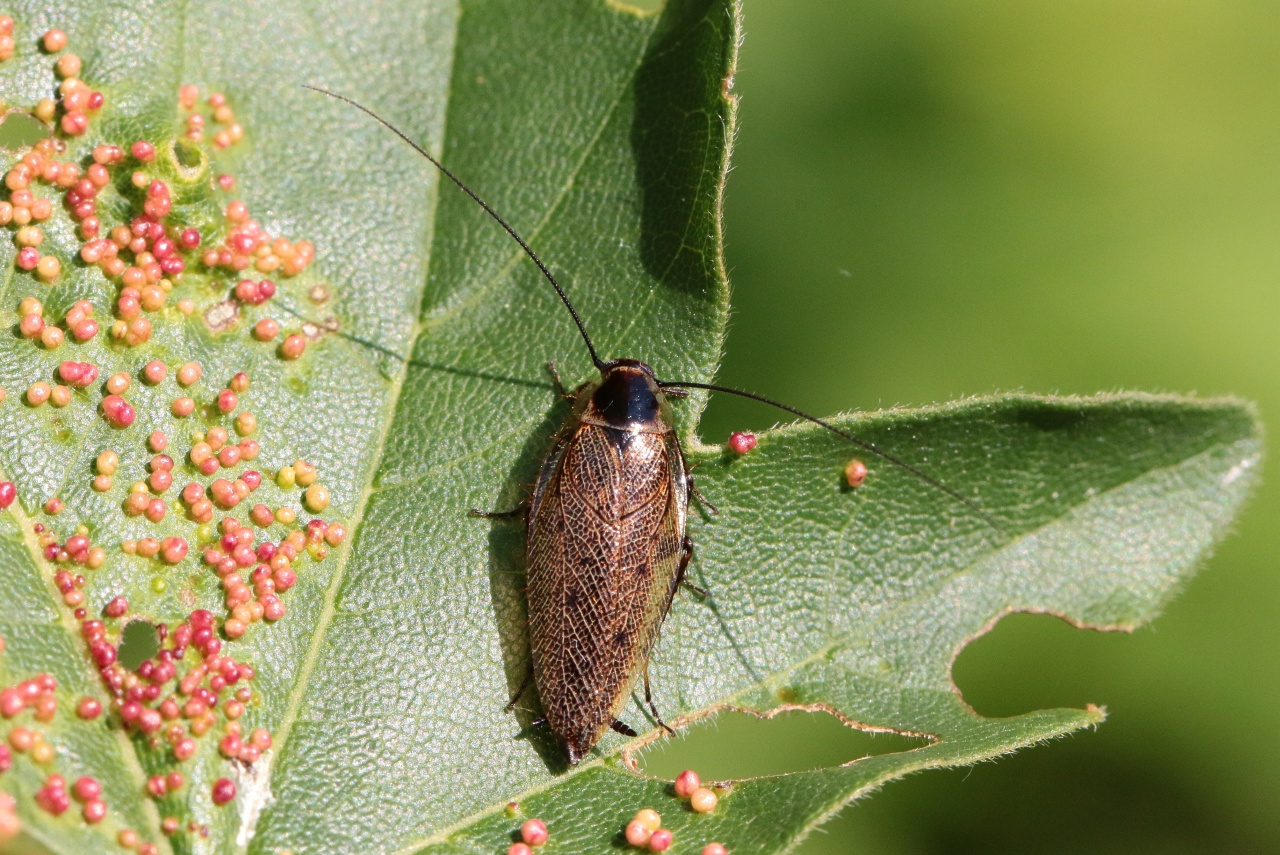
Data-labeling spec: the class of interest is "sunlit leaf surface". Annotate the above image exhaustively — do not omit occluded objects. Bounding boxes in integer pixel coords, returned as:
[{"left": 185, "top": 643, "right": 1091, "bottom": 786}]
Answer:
[{"left": 0, "top": 1, "right": 1257, "bottom": 853}]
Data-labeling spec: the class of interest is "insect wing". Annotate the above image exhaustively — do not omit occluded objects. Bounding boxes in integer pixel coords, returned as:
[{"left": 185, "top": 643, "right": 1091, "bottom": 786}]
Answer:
[{"left": 526, "top": 422, "right": 688, "bottom": 763}]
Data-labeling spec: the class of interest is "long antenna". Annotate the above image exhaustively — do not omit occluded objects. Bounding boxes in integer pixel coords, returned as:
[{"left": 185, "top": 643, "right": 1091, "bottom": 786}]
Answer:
[
  {"left": 659, "top": 379, "right": 1004, "bottom": 532},
  {"left": 305, "top": 86, "right": 1000, "bottom": 533},
  {"left": 302, "top": 85, "right": 604, "bottom": 370}
]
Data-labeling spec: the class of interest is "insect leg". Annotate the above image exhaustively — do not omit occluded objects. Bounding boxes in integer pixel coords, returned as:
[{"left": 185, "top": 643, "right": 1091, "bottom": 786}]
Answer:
[
  {"left": 644, "top": 670, "right": 676, "bottom": 736},
  {"left": 674, "top": 535, "right": 710, "bottom": 599},
  {"left": 610, "top": 720, "right": 639, "bottom": 737},
  {"left": 504, "top": 666, "right": 534, "bottom": 712},
  {"left": 687, "top": 472, "right": 719, "bottom": 516},
  {"left": 469, "top": 502, "right": 528, "bottom": 519},
  {"left": 545, "top": 361, "right": 576, "bottom": 401}
]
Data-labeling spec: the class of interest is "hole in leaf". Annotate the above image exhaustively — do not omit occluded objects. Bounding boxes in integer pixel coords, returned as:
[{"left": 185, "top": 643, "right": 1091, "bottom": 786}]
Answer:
[
  {"left": 168, "top": 136, "right": 206, "bottom": 178},
  {"left": 117, "top": 620, "right": 161, "bottom": 671},
  {"left": 0, "top": 112, "right": 49, "bottom": 149},
  {"left": 954, "top": 611, "right": 1129, "bottom": 717},
  {"left": 636, "top": 709, "right": 928, "bottom": 780}
]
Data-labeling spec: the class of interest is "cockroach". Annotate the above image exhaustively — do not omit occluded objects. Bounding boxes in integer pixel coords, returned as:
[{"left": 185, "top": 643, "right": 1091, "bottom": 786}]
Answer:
[{"left": 305, "top": 86, "right": 1000, "bottom": 766}]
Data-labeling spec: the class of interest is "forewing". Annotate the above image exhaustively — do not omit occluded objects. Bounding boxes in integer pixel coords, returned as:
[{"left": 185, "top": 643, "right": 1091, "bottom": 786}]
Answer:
[{"left": 525, "top": 425, "right": 686, "bottom": 757}]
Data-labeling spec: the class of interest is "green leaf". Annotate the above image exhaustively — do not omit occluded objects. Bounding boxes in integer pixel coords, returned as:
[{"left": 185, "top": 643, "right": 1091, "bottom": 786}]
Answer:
[{"left": 0, "top": 3, "right": 1260, "bottom": 855}]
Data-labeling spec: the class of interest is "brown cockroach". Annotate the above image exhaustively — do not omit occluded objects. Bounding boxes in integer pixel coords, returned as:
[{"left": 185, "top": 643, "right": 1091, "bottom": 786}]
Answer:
[{"left": 305, "top": 87, "right": 999, "bottom": 766}]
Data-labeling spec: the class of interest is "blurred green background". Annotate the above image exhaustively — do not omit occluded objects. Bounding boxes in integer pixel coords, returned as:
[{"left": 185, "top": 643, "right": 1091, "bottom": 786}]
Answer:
[{"left": 642, "top": 1, "right": 1279, "bottom": 852}]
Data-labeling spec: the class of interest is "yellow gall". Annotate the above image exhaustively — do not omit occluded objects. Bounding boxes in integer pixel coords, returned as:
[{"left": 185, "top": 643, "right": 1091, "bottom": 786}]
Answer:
[
  {"left": 97, "top": 450, "right": 119, "bottom": 474},
  {"left": 633, "top": 810, "right": 661, "bottom": 832},
  {"left": 303, "top": 484, "right": 330, "bottom": 512},
  {"left": 35, "top": 256, "right": 60, "bottom": 282},
  {"left": 42, "top": 29, "right": 69, "bottom": 52},
  {"left": 39, "top": 326, "right": 64, "bottom": 349},
  {"left": 26, "top": 382, "right": 51, "bottom": 406},
  {"left": 235, "top": 411, "right": 256, "bottom": 436},
  {"left": 207, "top": 426, "right": 228, "bottom": 450},
  {"left": 92, "top": 475, "right": 112, "bottom": 493},
  {"left": 274, "top": 507, "right": 297, "bottom": 525},
  {"left": 55, "top": 53, "right": 82, "bottom": 78},
  {"left": 105, "top": 372, "right": 130, "bottom": 395},
  {"left": 140, "top": 285, "right": 165, "bottom": 311},
  {"left": 689, "top": 787, "right": 718, "bottom": 813},
  {"left": 125, "top": 317, "right": 152, "bottom": 346},
  {"left": 276, "top": 466, "right": 296, "bottom": 489},
  {"left": 189, "top": 499, "right": 214, "bottom": 523},
  {"left": 253, "top": 318, "right": 280, "bottom": 341},
  {"left": 30, "top": 741, "right": 55, "bottom": 765},
  {"left": 171, "top": 397, "right": 195, "bottom": 418},
  {"left": 124, "top": 492, "right": 149, "bottom": 516},
  {"left": 49, "top": 385, "right": 71, "bottom": 407},
  {"left": 293, "top": 459, "right": 318, "bottom": 487},
  {"left": 18, "top": 297, "right": 42, "bottom": 316},
  {"left": 176, "top": 361, "right": 202, "bottom": 386},
  {"left": 15, "top": 225, "right": 42, "bottom": 247}
]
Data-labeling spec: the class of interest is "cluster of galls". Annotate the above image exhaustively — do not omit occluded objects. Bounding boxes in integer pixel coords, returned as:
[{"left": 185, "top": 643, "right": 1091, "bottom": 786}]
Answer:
[
  {"left": 17, "top": 297, "right": 98, "bottom": 353},
  {"left": 506, "top": 817, "right": 549, "bottom": 855},
  {"left": 498, "top": 771, "right": 728, "bottom": 855},
  {"left": 0, "top": 14, "right": 358, "bottom": 846},
  {"left": 622, "top": 769, "right": 727, "bottom": 854},
  {"left": 204, "top": 198, "right": 314, "bottom": 277},
  {"left": 177, "top": 85, "right": 243, "bottom": 152},
  {"left": 3, "top": 27, "right": 318, "bottom": 364},
  {"left": 0, "top": 636, "right": 115, "bottom": 841}
]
